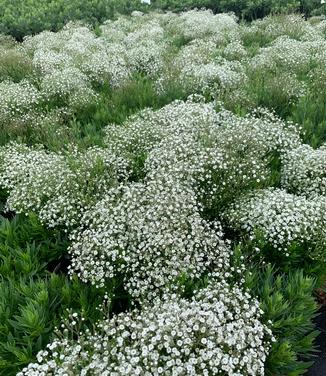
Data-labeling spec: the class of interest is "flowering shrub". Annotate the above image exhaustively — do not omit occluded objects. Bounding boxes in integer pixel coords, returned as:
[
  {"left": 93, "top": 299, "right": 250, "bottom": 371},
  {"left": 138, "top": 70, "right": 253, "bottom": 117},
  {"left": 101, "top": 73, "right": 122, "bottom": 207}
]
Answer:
[
  {"left": 40, "top": 67, "right": 98, "bottom": 109},
  {"left": 69, "top": 177, "right": 230, "bottom": 297},
  {"left": 105, "top": 99, "right": 300, "bottom": 179},
  {"left": 224, "top": 188, "right": 326, "bottom": 251},
  {"left": 240, "top": 14, "right": 324, "bottom": 45},
  {"left": 250, "top": 35, "right": 326, "bottom": 73},
  {"left": 155, "top": 36, "right": 248, "bottom": 96},
  {"left": 18, "top": 280, "right": 274, "bottom": 376},
  {"left": 0, "top": 143, "right": 128, "bottom": 228},
  {"left": 23, "top": 23, "right": 132, "bottom": 87},
  {"left": 0, "top": 80, "right": 41, "bottom": 125},
  {"left": 0, "top": 9, "right": 325, "bottom": 376},
  {"left": 64, "top": 99, "right": 303, "bottom": 298},
  {"left": 104, "top": 98, "right": 222, "bottom": 172},
  {"left": 167, "top": 10, "right": 239, "bottom": 43},
  {"left": 282, "top": 144, "right": 326, "bottom": 197}
]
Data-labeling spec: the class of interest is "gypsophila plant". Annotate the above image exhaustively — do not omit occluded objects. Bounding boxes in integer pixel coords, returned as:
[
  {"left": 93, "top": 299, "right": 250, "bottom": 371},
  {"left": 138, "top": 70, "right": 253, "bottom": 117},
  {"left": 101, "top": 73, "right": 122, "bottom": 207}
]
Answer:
[
  {"left": 282, "top": 144, "right": 326, "bottom": 197},
  {"left": 18, "top": 280, "right": 274, "bottom": 376},
  {"left": 0, "top": 8, "right": 326, "bottom": 376},
  {"left": 0, "top": 80, "right": 41, "bottom": 127},
  {"left": 0, "top": 143, "right": 128, "bottom": 228},
  {"left": 224, "top": 188, "right": 326, "bottom": 252},
  {"left": 68, "top": 177, "right": 230, "bottom": 298}
]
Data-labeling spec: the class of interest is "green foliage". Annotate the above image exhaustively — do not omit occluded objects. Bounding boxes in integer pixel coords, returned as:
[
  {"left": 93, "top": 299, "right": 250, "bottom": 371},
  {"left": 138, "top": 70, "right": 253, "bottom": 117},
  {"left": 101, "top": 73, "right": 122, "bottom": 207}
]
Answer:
[
  {"left": 245, "top": 265, "right": 318, "bottom": 376},
  {"left": 291, "top": 82, "right": 326, "bottom": 148},
  {"left": 152, "top": 0, "right": 324, "bottom": 19},
  {"left": 6, "top": 74, "right": 188, "bottom": 152},
  {"left": 0, "top": 0, "right": 325, "bottom": 40},
  {"left": 0, "top": 214, "right": 110, "bottom": 375},
  {"left": 0, "top": 46, "right": 34, "bottom": 83},
  {"left": 0, "top": 0, "right": 148, "bottom": 40},
  {"left": 232, "top": 233, "right": 326, "bottom": 289}
]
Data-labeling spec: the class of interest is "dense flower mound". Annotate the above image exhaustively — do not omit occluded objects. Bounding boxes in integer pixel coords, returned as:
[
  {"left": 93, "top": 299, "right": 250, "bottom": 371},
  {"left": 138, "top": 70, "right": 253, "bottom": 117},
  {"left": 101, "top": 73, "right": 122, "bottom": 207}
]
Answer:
[
  {"left": 65, "top": 99, "right": 303, "bottom": 297},
  {"left": 0, "top": 80, "right": 41, "bottom": 125},
  {"left": 40, "top": 66, "right": 98, "bottom": 109},
  {"left": 156, "top": 37, "right": 247, "bottom": 96},
  {"left": 23, "top": 23, "right": 131, "bottom": 87},
  {"left": 167, "top": 10, "right": 239, "bottom": 43},
  {"left": 105, "top": 99, "right": 301, "bottom": 179},
  {"left": 240, "top": 14, "right": 325, "bottom": 43},
  {"left": 250, "top": 35, "right": 326, "bottom": 72},
  {"left": 18, "top": 281, "right": 274, "bottom": 376},
  {"left": 144, "top": 107, "right": 301, "bottom": 212},
  {"left": 69, "top": 177, "right": 230, "bottom": 297},
  {"left": 0, "top": 10, "right": 325, "bottom": 138},
  {"left": 104, "top": 98, "right": 221, "bottom": 170},
  {"left": 282, "top": 144, "right": 326, "bottom": 197},
  {"left": 0, "top": 143, "right": 128, "bottom": 228},
  {"left": 224, "top": 188, "right": 326, "bottom": 251}
]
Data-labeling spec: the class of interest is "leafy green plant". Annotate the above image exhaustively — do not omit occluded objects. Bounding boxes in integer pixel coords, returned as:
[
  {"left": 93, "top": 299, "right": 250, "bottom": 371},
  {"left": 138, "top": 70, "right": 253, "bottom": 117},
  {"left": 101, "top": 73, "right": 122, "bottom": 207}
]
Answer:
[
  {"left": 0, "top": 0, "right": 149, "bottom": 40},
  {"left": 245, "top": 265, "right": 318, "bottom": 376},
  {"left": 152, "top": 0, "right": 324, "bottom": 19},
  {"left": 0, "top": 214, "right": 115, "bottom": 375},
  {"left": 1, "top": 0, "right": 325, "bottom": 41}
]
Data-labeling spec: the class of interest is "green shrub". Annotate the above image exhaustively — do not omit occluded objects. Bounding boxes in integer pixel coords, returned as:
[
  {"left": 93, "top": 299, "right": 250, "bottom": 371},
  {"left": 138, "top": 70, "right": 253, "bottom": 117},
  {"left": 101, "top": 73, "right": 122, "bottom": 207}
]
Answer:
[
  {"left": 245, "top": 266, "right": 318, "bottom": 376},
  {"left": 0, "top": 214, "right": 110, "bottom": 375},
  {"left": 0, "top": 0, "right": 147, "bottom": 40},
  {"left": 1, "top": 0, "right": 325, "bottom": 40},
  {"left": 152, "top": 0, "right": 324, "bottom": 19}
]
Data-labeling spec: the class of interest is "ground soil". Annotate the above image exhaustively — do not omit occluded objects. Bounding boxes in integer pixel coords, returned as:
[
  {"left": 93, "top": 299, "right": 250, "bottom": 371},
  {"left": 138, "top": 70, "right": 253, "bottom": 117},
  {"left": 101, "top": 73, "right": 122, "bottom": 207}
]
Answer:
[{"left": 307, "top": 303, "right": 326, "bottom": 375}]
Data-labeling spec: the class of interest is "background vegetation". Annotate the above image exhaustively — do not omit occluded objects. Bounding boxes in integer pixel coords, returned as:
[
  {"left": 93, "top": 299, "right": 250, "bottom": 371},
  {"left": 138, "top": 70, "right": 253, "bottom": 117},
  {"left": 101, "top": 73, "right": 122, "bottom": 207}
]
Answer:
[{"left": 0, "top": 0, "right": 325, "bottom": 39}]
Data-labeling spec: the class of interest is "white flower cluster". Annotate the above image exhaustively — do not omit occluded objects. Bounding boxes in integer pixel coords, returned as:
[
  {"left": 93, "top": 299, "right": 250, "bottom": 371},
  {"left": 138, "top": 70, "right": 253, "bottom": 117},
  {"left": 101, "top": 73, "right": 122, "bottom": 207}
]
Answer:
[
  {"left": 0, "top": 143, "right": 128, "bottom": 228},
  {"left": 250, "top": 36, "right": 326, "bottom": 73},
  {"left": 222, "top": 40, "right": 248, "bottom": 61},
  {"left": 282, "top": 144, "right": 326, "bottom": 197},
  {"left": 40, "top": 66, "right": 98, "bottom": 109},
  {"left": 69, "top": 177, "right": 230, "bottom": 297},
  {"left": 215, "top": 108, "right": 301, "bottom": 156},
  {"left": 0, "top": 10, "right": 324, "bottom": 136},
  {"left": 24, "top": 23, "right": 129, "bottom": 86},
  {"left": 105, "top": 99, "right": 300, "bottom": 173},
  {"left": 18, "top": 281, "right": 273, "bottom": 376},
  {"left": 168, "top": 10, "right": 239, "bottom": 43},
  {"left": 225, "top": 188, "right": 326, "bottom": 250},
  {"left": 65, "top": 99, "right": 302, "bottom": 297},
  {"left": 241, "top": 14, "right": 324, "bottom": 43},
  {"left": 157, "top": 38, "right": 247, "bottom": 95},
  {"left": 3, "top": 10, "right": 326, "bottom": 375},
  {"left": 122, "top": 20, "right": 167, "bottom": 77},
  {"left": 0, "top": 80, "right": 41, "bottom": 125},
  {"left": 106, "top": 99, "right": 298, "bottom": 198},
  {"left": 104, "top": 98, "right": 221, "bottom": 170}
]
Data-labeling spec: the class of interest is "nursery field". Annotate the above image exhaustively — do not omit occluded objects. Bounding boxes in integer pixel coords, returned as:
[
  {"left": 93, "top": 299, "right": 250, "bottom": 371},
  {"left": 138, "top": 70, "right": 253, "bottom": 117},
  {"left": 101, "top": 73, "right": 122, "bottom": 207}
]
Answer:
[{"left": 0, "top": 5, "right": 326, "bottom": 376}]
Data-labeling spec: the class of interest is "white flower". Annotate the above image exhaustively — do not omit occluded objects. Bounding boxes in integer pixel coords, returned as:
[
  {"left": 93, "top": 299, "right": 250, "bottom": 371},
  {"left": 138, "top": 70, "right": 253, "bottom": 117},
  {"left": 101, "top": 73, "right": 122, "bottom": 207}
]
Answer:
[{"left": 18, "top": 281, "right": 273, "bottom": 376}]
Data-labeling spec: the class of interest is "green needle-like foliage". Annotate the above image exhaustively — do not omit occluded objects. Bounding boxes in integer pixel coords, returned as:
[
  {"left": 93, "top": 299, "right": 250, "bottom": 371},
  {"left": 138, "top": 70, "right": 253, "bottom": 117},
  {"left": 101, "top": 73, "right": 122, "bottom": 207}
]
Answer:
[
  {"left": 245, "top": 265, "right": 318, "bottom": 376},
  {"left": 0, "top": 214, "right": 109, "bottom": 375}
]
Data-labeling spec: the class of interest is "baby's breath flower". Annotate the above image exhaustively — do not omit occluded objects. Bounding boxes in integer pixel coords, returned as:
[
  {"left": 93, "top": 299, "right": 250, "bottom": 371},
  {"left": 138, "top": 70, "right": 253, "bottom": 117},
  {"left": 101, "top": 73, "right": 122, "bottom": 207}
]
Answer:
[{"left": 18, "top": 280, "right": 273, "bottom": 376}]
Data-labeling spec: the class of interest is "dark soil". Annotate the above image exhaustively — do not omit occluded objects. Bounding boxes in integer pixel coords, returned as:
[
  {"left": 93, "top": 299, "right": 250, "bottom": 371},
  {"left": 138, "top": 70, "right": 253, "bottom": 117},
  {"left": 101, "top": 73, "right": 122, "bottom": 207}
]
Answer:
[{"left": 307, "top": 305, "right": 326, "bottom": 375}]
